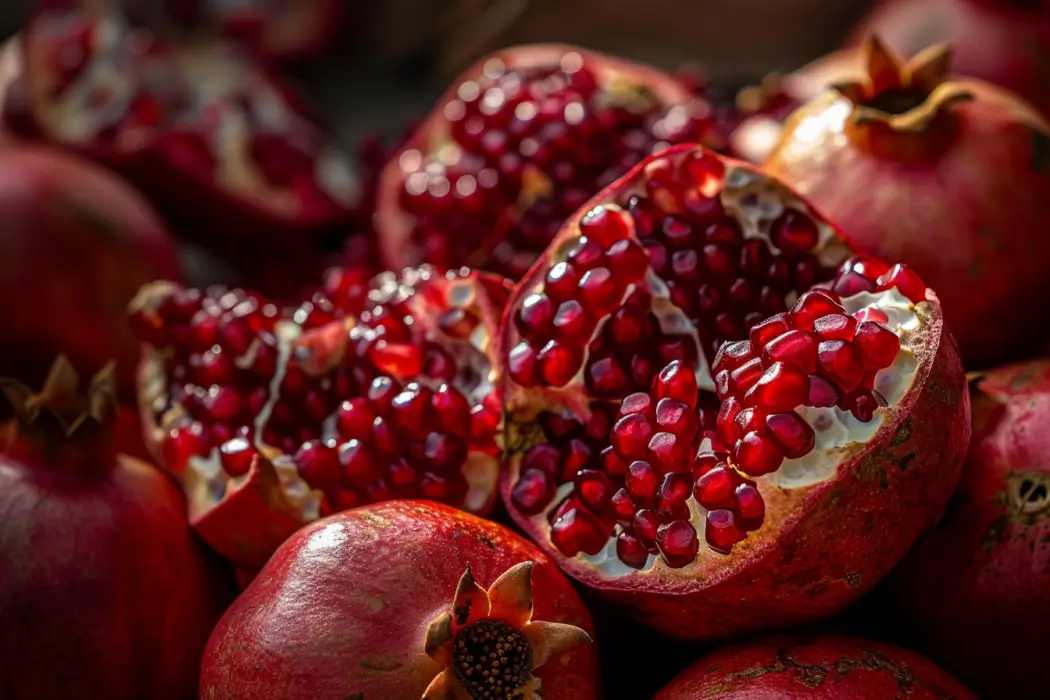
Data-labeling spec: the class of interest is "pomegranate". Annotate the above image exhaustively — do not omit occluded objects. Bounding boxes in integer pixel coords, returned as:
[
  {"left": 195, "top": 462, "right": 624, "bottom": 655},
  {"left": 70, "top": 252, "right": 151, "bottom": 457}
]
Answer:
[
  {"left": 765, "top": 37, "right": 1050, "bottom": 369},
  {"left": 130, "top": 266, "right": 510, "bottom": 572},
  {"left": 3, "top": 0, "right": 359, "bottom": 252},
  {"left": 376, "top": 44, "right": 725, "bottom": 279},
  {"left": 886, "top": 359, "right": 1050, "bottom": 699},
  {"left": 499, "top": 143, "right": 969, "bottom": 640},
  {"left": 851, "top": 0, "right": 1050, "bottom": 119},
  {"left": 0, "top": 146, "right": 182, "bottom": 400},
  {"left": 0, "top": 356, "right": 235, "bottom": 700},
  {"left": 653, "top": 633, "right": 977, "bottom": 699},
  {"left": 200, "top": 500, "right": 598, "bottom": 700}
]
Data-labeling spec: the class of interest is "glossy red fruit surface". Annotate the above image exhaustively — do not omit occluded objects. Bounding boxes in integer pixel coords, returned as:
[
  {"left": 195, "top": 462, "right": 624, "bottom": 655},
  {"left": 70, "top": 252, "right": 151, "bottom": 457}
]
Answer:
[
  {"left": 0, "top": 357, "right": 235, "bottom": 700},
  {"left": 888, "top": 359, "right": 1050, "bottom": 700},
  {"left": 499, "top": 143, "right": 969, "bottom": 640},
  {"left": 377, "top": 44, "right": 725, "bottom": 279},
  {"left": 132, "top": 266, "right": 509, "bottom": 573},
  {"left": 765, "top": 38, "right": 1050, "bottom": 368},
  {"left": 653, "top": 633, "right": 977, "bottom": 699},
  {"left": 0, "top": 146, "right": 182, "bottom": 400},
  {"left": 200, "top": 500, "right": 598, "bottom": 700}
]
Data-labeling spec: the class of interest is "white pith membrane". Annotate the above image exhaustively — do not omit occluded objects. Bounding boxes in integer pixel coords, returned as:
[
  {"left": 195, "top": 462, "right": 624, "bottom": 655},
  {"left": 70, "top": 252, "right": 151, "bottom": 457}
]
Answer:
[
  {"left": 505, "top": 146, "right": 925, "bottom": 578},
  {"left": 23, "top": 4, "right": 358, "bottom": 215},
  {"left": 135, "top": 269, "right": 503, "bottom": 529}
]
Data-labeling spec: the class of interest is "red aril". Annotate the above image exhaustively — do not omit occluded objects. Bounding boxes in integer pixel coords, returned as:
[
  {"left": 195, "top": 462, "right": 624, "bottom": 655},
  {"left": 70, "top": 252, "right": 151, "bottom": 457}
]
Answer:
[
  {"left": 131, "top": 266, "right": 510, "bottom": 573},
  {"left": 0, "top": 357, "right": 235, "bottom": 700},
  {"left": 200, "top": 500, "right": 598, "bottom": 700},
  {"left": 499, "top": 144, "right": 969, "bottom": 640},
  {"left": 653, "top": 633, "right": 977, "bottom": 699},
  {"left": 887, "top": 359, "right": 1050, "bottom": 700},
  {"left": 0, "top": 146, "right": 182, "bottom": 400},
  {"left": 4, "top": 1, "right": 359, "bottom": 253},
  {"left": 376, "top": 44, "right": 725, "bottom": 279},
  {"left": 764, "top": 38, "right": 1050, "bottom": 368}
]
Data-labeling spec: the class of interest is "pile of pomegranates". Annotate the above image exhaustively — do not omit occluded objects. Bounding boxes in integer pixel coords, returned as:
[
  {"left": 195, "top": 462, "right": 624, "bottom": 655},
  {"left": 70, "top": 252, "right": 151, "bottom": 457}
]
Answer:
[{"left": 3, "top": 1, "right": 1050, "bottom": 696}]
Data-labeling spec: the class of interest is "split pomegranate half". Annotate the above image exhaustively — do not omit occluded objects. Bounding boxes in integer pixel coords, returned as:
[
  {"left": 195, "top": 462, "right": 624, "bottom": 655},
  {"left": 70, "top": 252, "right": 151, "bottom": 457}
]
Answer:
[
  {"left": 499, "top": 144, "right": 970, "bottom": 640},
  {"left": 131, "top": 266, "right": 510, "bottom": 572},
  {"left": 376, "top": 44, "right": 725, "bottom": 279},
  {"left": 4, "top": 1, "right": 358, "bottom": 249}
]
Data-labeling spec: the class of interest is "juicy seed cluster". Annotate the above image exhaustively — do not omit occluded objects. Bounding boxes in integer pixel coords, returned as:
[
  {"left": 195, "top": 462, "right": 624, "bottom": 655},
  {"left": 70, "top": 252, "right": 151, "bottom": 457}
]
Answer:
[
  {"left": 713, "top": 255, "right": 913, "bottom": 477},
  {"left": 452, "top": 619, "right": 533, "bottom": 700},
  {"left": 132, "top": 268, "right": 502, "bottom": 514},
  {"left": 397, "top": 51, "right": 719, "bottom": 277}
]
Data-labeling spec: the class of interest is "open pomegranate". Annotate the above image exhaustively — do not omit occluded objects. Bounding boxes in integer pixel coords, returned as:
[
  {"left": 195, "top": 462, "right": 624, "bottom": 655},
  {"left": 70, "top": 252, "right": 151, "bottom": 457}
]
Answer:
[
  {"left": 131, "top": 265, "right": 510, "bottom": 572},
  {"left": 0, "top": 146, "right": 182, "bottom": 400},
  {"left": 499, "top": 143, "right": 970, "bottom": 640},
  {"left": 200, "top": 500, "right": 599, "bottom": 699},
  {"left": 3, "top": 0, "right": 359, "bottom": 252},
  {"left": 764, "top": 37, "right": 1050, "bottom": 369},
  {"left": 0, "top": 356, "right": 235, "bottom": 700},
  {"left": 376, "top": 44, "right": 725, "bottom": 279},
  {"left": 653, "top": 633, "right": 977, "bottom": 699},
  {"left": 852, "top": 0, "right": 1050, "bottom": 119},
  {"left": 886, "top": 359, "right": 1050, "bottom": 700}
]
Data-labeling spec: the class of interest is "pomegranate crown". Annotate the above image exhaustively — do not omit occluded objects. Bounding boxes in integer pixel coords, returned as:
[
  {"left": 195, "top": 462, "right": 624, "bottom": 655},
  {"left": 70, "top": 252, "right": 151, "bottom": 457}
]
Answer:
[
  {"left": 833, "top": 36, "right": 975, "bottom": 133},
  {"left": 1, "top": 355, "right": 117, "bottom": 440}
]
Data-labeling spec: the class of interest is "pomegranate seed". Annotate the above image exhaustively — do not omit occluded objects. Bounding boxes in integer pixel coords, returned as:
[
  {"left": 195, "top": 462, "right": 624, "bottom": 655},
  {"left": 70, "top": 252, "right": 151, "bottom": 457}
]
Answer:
[
  {"left": 508, "top": 342, "right": 540, "bottom": 386},
  {"left": 712, "top": 340, "right": 753, "bottom": 374},
  {"left": 423, "top": 433, "right": 467, "bottom": 470},
  {"left": 832, "top": 256, "right": 882, "bottom": 297},
  {"left": 511, "top": 469, "right": 554, "bottom": 514},
  {"left": 854, "top": 321, "right": 901, "bottom": 370},
  {"left": 771, "top": 209, "right": 819, "bottom": 253},
  {"left": 338, "top": 440, "right": 376, "bottom": 485},
  {"left": 606, "top": 238, "right": 650, "bottom": 280},
  {"left": 545, "top": 262, "right": 579, "bottom": 304},
  {"left": 854, "top": 306, "right": 890, "bottom": 324},
  {"left": 431, "top": 385, "right": 471, "bottom": 437},
  {"left": 550, "top": 507, "right": 608, "bottom": 556},
  {"left": 807, "top": 375, "right": 841, "bottom": 408},
  {"left": 294, "top": 440, "right": 340, "bottom": 489},
  {"left": 647, "top": 432, "right": 690, "bottom": 473},
  {"left": 567, "top": 236, "right": 606, "bottom": 268},
  {"left": 632, "top": 509, "right": 660, "bottom": 544},
  {"left": 586, "top": 356, "right": 630, "bottom": 397},
  {"left": 600, "top": 446, "right": 627, "bottom": 478},
  {"left": 551, "top": 300, "right": 597, "bottom": 344},
  {"left": 576, "top": 469, "right": 615, "bottom": 511},
  {"left": 791, "top": 290, "right": 845, "bottom": 330},
  {"left": 522, "top": 443, "right": 561, "bottom": 478},
  {"left": 656, "top": 520, "right": 699, "bottom": 567},
  {"left": 625, "top": 460, "right": 660, "bottom": 503},
  {"left": 693, "top": 465, "right": 737, "bottom": 509},
  {"left": 610, "top": 488, "right": 636, "bottom": 521},
  {"left": 612, "top": 413, "right": 654, "bottom": 461},
  {"left": 749, "top": 313, "right": 792, "bottom": 348},
  {"left": 620, "top": 392, "right": 654, "bottom": 419},
  {"left": 368, "top": 377, "right": 401, "bottom": 416},
  {"left": 370, "top": 339, "right": 425, "bottom": 377},
  {"left": 616, "top": 532, "right": 650, "bottom": 569},
  {"left": 559, "top": 439, "right": 594, "bottom": 482},
  {"left": 733, "top": 431, "right": 784, "bottom": 476},
  {"left": 814, "top": 314, "right": 858, "bottom": 341},
  {"left": 654, "top": 398, "right": 699, "bottom": 442},
  {"left": 537, "top": 341, "right": 582, "bottom": 386},
  {"left": 744, "top": 362, "right": 810, "bottom": 412},
  {"left": 579, "top": 205, "right": 630, "bottom": 246},
  {"left": 516, "top": 293, "right": 554, "bottom": 339},
  {"left": 390, "top": 385, "right": 432, "bottom": 435},
  {"left": 764, "top": 412, "right": 815, "bottom": 458},
  {"left": 202, "top": 386, "right": 244, "bottom": 423},
  {"left": 817, "top": 340, "right": 864, "bottom": 392},
  {"left": 388, "top": 458, "right": 417, "bottom": 488},
  {"left": 219, "top": 437, "right": 256, "bottom": 477},
  {"left": 706, "top": 509, "right": 745, "bottom": 553},
  {"left": 716, "top": 396, "right": 744, "bottom": 446},
  {"left": 654, "top": 360, "right": 699, "bottom": 405},
  {"left": 763, "top": 330, "right": 817, "bottom": 373},
  {"left": 846, "top": 391, "right": 881, "bottom": 421},
  {"left": 729, "top": 357, "right": 765, "bottom": 396},
  {"left": 163, "top": 422, "right": 210, "bottom": 472},
  {"left": 656, "top": 471, "right": 693, "bottom": 520},
  {"left": 734, "top": 483, "right": 765, "bottom": 523}
]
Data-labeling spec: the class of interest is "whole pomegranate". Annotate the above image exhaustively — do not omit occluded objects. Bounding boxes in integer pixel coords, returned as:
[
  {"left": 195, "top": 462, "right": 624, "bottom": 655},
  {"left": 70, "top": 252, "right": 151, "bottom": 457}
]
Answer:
[
  {"left": 764, "top": 38, "right": 1050, "bottom": 368},
  {"left": 130, "top": 265, "right": 510, "bottom": 572},
  {"left": 376, "top": 44, "right": 725, "bottom": 279},
  {"left": 887, "top": 359, "right": 1050, "bottom": 699},
  {"left": 200, "top": 499, "right": 599, "bottom": 699},
  {"left": 653, "top": 633, "right": 977, "bottom": 699},
  {"left": 0, "top": 146, "right": 182, "bottom": 400},
  {"left": 0, "top": 356, "right": 235, "bottom": 700},
  {"left": 852, "top": 0, "right": 1050, "bottom": 119},
  {"left": 3, "top": 0, "right": 359, "bottom": 253},
  {"left": 499, "top": 143, "right": 970, "bottom": 640}
]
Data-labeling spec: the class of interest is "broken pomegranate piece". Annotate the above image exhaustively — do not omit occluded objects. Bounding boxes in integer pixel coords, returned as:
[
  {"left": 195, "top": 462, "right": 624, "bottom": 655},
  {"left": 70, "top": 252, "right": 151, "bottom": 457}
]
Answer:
[
  {"left": 499, "top": 144, "right": 969, "bottom": 640},
  {"left": 132, "top": 266, "right": 510, "bottom": 572},
  {"left": 376, "top": 44, "right": 726, "bottom": 279},
  {"left": 5, "top": 1, "right": 358, "bottom": 250}
]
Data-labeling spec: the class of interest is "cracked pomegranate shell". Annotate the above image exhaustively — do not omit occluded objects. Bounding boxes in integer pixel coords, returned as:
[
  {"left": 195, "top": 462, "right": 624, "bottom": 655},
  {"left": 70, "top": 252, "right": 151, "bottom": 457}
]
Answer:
[
  {"left": 200, "top": 500, "right": 599, "bottom": 700},
  {"left": 764, "top": 38, "right": 1050, "bottom": 368},
  {"left": 887, "top": 359, "right": 1050, "bottom": 700},
  {"left": 3, "top": 1, "right": 359, "bottom": 252},
  {"left": 653, "top": 633, "right": 977, "bottom": 699},
  {"left": 131, "top": 266, "right": 510, "bottom": 573},
  {"left": 376, "top": 44, "right": 725, "bottom": 279},
  {"left": 499, "top": 143, "right": 970, "bottom": 640}
]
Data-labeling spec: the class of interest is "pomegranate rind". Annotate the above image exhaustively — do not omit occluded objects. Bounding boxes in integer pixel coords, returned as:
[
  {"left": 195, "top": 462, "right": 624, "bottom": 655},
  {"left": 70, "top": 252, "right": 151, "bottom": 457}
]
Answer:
[
  {"left": 652, "top": 633, "right": 977, "bottom": 699},
  {"left": 375, "top": 43, "right": 695, "bottom": 274},
  {"left": 499, "top": 144, "right": 969, "bottom": 640},
  {"left": 199, "top": 500, "right": 600, "bottom": 700},
  {"left": 886, "top": 359, "right": 1050, "bottom": 700}
]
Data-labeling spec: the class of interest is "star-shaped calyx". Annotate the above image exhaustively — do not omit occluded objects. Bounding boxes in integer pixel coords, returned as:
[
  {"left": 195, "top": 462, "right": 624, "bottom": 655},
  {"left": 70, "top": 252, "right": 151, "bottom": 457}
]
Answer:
[
  {"left": 422, "top": 561, "right": 592, "bottom": 700},
  {"left": 833, "top": 36, "right": 974, "bottom": 136}
]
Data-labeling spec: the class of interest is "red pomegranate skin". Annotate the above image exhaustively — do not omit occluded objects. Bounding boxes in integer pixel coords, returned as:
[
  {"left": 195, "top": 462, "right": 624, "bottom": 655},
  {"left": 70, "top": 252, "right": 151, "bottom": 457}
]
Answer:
[
  {"left": 765, "top": 72, "right": 1050, "bottom": 369},
  {"left": 0, "top": 147, "right": 182, "bottom": 398},
  {"left": 653, "top": 633, "right": 977, "bottom": 699},
  {"left": 0, "top": 372, "right": 234, "bottom": 699},
  {"left": 888, "top": 359, "right": 1050, "bottom": 699},
  {"left": 201, "top": 500, "right": 599, "bottom": 700}
]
